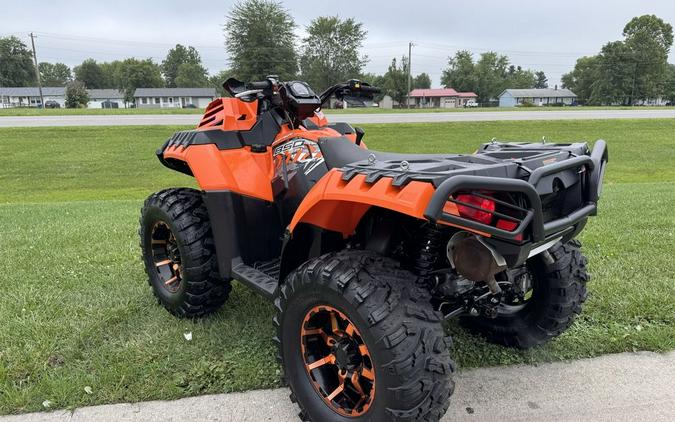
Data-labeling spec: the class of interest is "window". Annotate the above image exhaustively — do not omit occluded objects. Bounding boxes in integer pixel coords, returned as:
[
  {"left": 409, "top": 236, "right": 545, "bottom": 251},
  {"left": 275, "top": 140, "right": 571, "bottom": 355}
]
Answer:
[
  {"left": 154, "top": 97, "right": 160, "bottom": 104},
  {"left": 168, "top": 97, "right": 173, "bottom": 103},
  {"left": 141, "top": 98, "right": 148, "bottom": 104}
]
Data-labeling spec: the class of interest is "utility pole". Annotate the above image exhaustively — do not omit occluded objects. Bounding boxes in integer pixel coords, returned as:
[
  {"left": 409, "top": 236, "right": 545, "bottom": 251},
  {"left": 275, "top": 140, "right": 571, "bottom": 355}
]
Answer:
[
  {"left": 30, "top": 32, "right": 44, "bottom": 108},
  {"left": 407, "top": 42, "right": 415, "bottom": 109}
]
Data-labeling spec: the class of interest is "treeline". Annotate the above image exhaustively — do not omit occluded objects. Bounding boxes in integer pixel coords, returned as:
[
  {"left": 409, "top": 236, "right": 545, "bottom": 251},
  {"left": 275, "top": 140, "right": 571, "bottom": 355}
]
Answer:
[
  {"left": 562, "top": 15, "right": 675, "bottom": 105},
  {"left": 2, "top": 2, "right": 675, "bottom": 107}
]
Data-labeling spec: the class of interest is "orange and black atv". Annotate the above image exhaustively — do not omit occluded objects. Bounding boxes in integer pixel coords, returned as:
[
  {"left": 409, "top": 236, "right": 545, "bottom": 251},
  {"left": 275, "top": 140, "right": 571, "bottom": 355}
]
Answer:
[{"left": 140, "top": 76, "right": 608, "bottom": 421}]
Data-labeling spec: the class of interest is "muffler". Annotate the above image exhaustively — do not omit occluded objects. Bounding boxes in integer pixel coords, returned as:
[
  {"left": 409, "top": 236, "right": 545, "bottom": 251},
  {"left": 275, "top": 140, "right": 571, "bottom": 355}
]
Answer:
[{"left": 447, "top": 232, "right": 507, "bottom": 294}]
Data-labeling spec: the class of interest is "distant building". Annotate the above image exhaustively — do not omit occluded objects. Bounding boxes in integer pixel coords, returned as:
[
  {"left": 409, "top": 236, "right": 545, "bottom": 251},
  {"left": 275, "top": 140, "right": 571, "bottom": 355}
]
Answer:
[
  {"left": 0, "top": 87, "right": 66, "bottom": 108},
  {"left": 88, "top": 89, "right": 127, "bottom": 109},
  {"left": 498, "top": 88, "right": 577, "bottom": 107},
  {"left": 134, "top": 88, "right": 216, "bottom": 108},
  {"left": 408, "top": 88, "right": 478, "bottom": 108}
]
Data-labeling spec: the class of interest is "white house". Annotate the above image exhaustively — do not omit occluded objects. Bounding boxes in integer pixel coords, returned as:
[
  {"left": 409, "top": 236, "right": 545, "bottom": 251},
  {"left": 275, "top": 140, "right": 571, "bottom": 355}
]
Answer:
[
  {"left": 499, "top": 88, "right": 577, "bottom": 107},
  {"left": 134, "top": 88, "right": 216, "bottom": 108},
  {"left": 408, "top": 88, "right": 478, "bottom": 108},
  {"left": 88, "top": 89, "right": 127, "bottom": 108},
  {"left": 0, "top": 87, "right": 66, "bottom": 108}
]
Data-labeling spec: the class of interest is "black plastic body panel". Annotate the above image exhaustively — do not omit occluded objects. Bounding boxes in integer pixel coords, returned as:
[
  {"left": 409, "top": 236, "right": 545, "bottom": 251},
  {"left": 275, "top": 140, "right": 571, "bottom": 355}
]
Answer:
[{"left": 202, "top": 190, "right": 283, "bottom": 279}]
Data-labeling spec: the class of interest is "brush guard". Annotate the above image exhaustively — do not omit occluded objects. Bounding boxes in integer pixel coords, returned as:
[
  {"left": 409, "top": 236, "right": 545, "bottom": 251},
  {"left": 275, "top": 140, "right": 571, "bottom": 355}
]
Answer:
[{"left": 424, "top": 141, "right": 608, "bottom": 243}]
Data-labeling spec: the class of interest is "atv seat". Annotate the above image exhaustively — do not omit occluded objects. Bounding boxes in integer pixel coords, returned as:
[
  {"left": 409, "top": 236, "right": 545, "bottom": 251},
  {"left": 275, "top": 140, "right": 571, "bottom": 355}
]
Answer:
[{"left": 318, "top": 136, "right": 450, "bottom": 169}]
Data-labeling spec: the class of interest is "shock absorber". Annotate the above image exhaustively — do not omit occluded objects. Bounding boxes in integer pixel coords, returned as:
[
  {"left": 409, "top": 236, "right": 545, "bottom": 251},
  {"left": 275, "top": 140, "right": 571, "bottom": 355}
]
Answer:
[{"left": 412, "top": 224, "right": 446, "bottom": 276}]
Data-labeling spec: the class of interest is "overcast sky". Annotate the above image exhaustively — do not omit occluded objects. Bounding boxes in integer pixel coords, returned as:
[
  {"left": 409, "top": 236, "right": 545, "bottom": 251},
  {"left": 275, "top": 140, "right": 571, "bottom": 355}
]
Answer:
[{"left": 3, "top": 0, "right": 675, "bottom": 87}]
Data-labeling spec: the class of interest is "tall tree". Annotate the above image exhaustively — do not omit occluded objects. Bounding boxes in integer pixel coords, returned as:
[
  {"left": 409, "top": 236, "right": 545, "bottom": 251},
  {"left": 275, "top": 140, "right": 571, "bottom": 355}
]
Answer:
[
  {"left": 534, "top": 71, "right": 548, "bottom": 89},
  {"left": 622, "top": 15, "right": 673, "bottom": 102},
  {"left": 440, "top": 50, "right": 476, "bottom": 92},
  {"left": 100, "top": 60, "right": 125, "bottom": 88},
  {"left": 382, "top": 57, "right": 409, "bottom": 106},
  {"left": 74, "top": 59, "right": 105, "bottom": 89},
  {"left": 474, "top": 52, "right": 509, "bottom": 103},
  {"left": 175, "top": 63, "right": 209, "bottom": 87},
  {"left": 0, "top": 36, "right": 36, "bottom": 86},
  {"left": 561, "top": 56, "right": 600, "bottom": 104},
  {"left": 38, "top": 62, "right": 72, "bottom": 86},
  {"left": 299, "top": 16, "right": 368, "bottom": 92},
  {"left": 413, "top": 73, "right": 431, "bottom": 89},
  {"left": 161, "top": 44, "right": 203, "bottom": 87},
  {"left": 224, "top": 0, "right": 298, "bottom": 81},
  {"left": 117, "top": 58, "right": 164, "bottom": 103},
  {"left": 666, "top": 64, "right": 675, "bottom": 103}
]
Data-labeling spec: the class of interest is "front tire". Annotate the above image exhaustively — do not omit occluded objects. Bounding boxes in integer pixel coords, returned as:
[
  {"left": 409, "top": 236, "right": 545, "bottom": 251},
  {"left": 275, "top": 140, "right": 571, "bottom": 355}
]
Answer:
[
  {"left": 461, "top": 240, "right": 590, "bottom": 348},
  {"left": 139, "top": 188, "right": 231, "bottom": 318},
  {"left": 274, "top": 251, "right": 454, "bottom": 422}
]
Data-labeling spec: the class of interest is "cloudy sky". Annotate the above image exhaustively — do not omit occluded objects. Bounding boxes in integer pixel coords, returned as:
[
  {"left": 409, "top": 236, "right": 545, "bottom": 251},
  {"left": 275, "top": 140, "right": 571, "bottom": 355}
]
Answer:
[{"left": 3, "top": 0, "right": 675, "bottom": 86}]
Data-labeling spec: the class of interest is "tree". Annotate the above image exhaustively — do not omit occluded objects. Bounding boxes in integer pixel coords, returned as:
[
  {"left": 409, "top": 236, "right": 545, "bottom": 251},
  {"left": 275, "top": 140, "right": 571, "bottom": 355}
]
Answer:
[
  {"left": 440, "top": 50, "right": 476, "bottom": 92},
  {"left": 666, "top": 64, "right": 675, "bottom": 103},
  {"left": 225, "top": 0, "right": 298, "bottom": 81},
  {"left": 39, "top": 62, "right": 72, "bottom": 86},
  {"left": 65, "top": 80, "right": 89, "bottom": 108},
  {"left": 622, "top": 15, "right": 673, "bottom": 102},
  {"left": 534, "top": 71, "right": 548, "bottom": 89},
  {"left": 175, "top": 63, "right": 209, "bottom": 87},
  {"left": 591, "top": 41, "right": 636, "bottom": 105},
  {"left": 561, "top": 56, "right": 600, "bottom": 104},
  {"left": 413, "top": 73, "right": 431, "bottom": 89},
  {"left": 117, "top": 58, "right": 164, "bottom": 103},
  {"left": 382, "top": 57, "right": 409, "bottom": 106},
  {"left": 161, "top": 44, "right": 203, "bottom": 87},
  {"left": 299, "top": 16, "right": 368, "bottom": 92},
  {"left": 74, "top": 59, "right": 105, "bottom": 89},
  {"left": 0, "top": 36, "right": 36, "bottom": 86},
  {"left": 474, "top": 52, "right": 509, "bottom": 103},
  {"left": 506, "top": 65, "right": 536, "bottom": 89},
  {"left": 100, "top": 60, "right": 125, "bottom": 88}
]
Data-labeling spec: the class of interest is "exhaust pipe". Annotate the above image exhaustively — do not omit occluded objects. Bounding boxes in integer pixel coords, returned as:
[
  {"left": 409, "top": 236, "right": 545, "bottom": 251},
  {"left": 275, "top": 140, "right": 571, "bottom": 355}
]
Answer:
[{"left": 447, "top": 232, "right": 506, "bottom": 294}]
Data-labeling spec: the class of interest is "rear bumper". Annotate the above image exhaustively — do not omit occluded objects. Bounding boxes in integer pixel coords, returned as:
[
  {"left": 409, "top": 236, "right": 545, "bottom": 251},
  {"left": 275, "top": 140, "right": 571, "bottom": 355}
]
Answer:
[{"left": 424, "top": 140, "right": 608, "bottom": 243}]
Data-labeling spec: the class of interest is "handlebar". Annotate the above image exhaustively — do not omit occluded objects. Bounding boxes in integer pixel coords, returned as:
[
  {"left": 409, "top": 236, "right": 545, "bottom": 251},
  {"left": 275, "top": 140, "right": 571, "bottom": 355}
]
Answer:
[{"left": 247, "top": 81, "right": 271, "bottom": 90}]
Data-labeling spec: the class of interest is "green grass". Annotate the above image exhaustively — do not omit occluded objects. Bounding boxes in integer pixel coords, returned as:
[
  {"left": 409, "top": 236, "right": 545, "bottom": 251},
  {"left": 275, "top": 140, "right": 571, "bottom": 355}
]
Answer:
[
  {"left": 2, "top": 105, "right": 673, "bottom": 117},
  {"left": 1, "top": 119, "right": 674, "bottom": 414}
]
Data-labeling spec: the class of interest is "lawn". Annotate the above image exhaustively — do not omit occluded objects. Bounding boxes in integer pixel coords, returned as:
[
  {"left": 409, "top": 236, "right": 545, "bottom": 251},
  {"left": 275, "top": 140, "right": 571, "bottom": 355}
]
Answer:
[
  {"left": 2, "top": 105, "right": 673, "bottom": 117},
  {"left": 0, "top": 120, "right": 673, "bottom": 414}
]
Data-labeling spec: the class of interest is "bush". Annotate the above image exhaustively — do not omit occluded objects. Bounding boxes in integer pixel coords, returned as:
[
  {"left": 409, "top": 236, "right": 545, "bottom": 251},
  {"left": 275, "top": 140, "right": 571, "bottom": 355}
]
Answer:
[
  {"left": 519, "top": 100, "right": 535, "bottom": 107},
  {"left": 65, "top": 81, "right": 89, "bottom": 108}
]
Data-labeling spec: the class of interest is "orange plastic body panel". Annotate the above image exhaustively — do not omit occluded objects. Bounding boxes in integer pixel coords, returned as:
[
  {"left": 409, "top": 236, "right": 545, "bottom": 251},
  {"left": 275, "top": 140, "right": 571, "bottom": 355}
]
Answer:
[
  {"left": 164, "top": 143, "right": 275, "bottom": 200},
  {"left": 289, "top": 170, "right": 436, "bottom": 237},
  {"left": 197, "top": 98, "right": 259, "bottom": 131}
]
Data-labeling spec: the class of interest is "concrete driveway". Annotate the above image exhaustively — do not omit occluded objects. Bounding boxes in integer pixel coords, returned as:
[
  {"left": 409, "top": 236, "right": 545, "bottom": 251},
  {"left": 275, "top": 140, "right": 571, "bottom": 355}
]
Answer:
[
  {"left": 1, "top": 108, "right": 675, "bottom": 127},
  {"left": 2, "top": 351, "right": 673, "bottom": 422}
]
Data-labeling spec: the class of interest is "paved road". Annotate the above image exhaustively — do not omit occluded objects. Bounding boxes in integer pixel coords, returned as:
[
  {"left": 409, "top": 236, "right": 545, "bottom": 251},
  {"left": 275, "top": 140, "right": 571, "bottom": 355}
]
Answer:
[
  {"left": 2, "top": 351, "right": 673, "bottom": 422},
  {"left": 1, "top": 109, "right": 675, "bottom": 127}
]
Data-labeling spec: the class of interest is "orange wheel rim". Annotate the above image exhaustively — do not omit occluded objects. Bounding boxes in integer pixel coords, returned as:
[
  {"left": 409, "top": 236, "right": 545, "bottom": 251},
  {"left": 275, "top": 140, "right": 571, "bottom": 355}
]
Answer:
[{"left": 301, "top": 305, "right": 375, "bottom": 417}]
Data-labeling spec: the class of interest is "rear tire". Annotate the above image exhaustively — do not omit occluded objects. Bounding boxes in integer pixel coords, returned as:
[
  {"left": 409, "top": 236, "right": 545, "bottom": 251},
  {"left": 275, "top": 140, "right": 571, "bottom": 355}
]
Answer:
[
  {"left": 461, "top": 240, "right": 590, "bottom": 348},
  {"left": 274, "top": 251, "right": 454, "bottom": 422},
  {"left": 139, "top": 188, "right": 231, "bottom": 318}
]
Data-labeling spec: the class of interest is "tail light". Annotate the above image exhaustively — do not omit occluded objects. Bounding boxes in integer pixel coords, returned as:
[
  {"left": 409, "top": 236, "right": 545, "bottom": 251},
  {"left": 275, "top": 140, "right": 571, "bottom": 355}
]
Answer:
[{"left": 455, "top": 194, "right": 495, "bottom": 225}]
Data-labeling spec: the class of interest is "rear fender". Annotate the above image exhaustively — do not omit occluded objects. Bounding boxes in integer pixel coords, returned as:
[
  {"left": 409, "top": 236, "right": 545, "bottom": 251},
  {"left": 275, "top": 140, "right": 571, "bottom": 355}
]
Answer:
[{"left": 288, "top": 170, "right": 435, "bottom": 237}]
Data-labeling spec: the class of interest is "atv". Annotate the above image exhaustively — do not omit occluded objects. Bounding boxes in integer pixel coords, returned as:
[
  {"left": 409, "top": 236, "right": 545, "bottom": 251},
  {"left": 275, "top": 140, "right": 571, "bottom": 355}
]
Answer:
[{"left": 140, "top": 76, "right": 608, "bottom": 421}]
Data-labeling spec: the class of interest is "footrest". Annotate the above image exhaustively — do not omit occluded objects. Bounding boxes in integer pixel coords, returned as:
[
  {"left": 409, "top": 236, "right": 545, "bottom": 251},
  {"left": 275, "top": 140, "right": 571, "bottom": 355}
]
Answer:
[{"left": 232, "top": 262, "right": 278, "bottom": 300}]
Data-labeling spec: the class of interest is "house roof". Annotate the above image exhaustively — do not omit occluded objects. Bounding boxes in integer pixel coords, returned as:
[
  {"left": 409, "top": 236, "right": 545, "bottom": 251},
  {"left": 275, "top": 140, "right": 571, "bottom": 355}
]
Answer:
[
  {"left": 409, "top": 88, "right": 477, "bottom": 98},
  {"left": 134, "top": 88, "right": 216, "bottom": 97},
  {"left": 0, "top": 87, "right": 66, "bottom": 96},
  {"left": 88, "top": 89, "right": 124, "bottom": 99},
  {"left": 500, "top": 88, "right": 577, "bottom": 98},
  {"left": 409, "top": 88, "right": 458, "bottom": 97}
]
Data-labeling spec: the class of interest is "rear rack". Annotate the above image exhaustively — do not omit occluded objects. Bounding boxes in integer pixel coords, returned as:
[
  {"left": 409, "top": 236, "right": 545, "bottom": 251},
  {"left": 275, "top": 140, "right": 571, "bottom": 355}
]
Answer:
[{"left": 424, "top": 141, "right": 608, "bottom": 242}]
